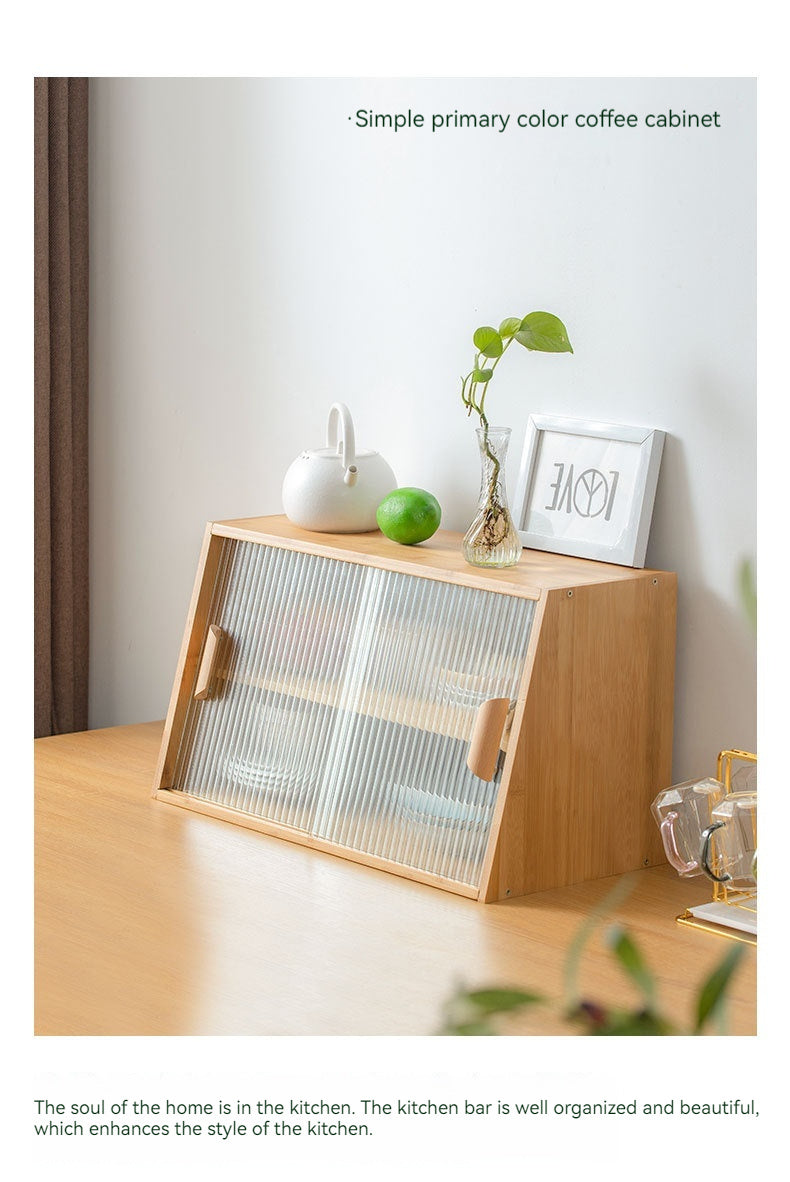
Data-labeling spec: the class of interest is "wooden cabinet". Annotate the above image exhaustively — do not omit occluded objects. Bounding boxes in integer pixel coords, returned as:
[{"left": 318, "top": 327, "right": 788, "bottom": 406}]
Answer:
[{"left": 153, "top": 515, "right": 676, "bottom": 901}]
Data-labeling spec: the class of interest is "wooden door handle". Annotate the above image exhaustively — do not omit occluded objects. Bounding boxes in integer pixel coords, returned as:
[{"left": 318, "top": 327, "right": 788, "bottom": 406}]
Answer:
[
  {"left": 194, "top": 625, "right": 225, "bottom": 699},
  {"left": 467, "top": 698, "right": 512, "bottom": 781}
]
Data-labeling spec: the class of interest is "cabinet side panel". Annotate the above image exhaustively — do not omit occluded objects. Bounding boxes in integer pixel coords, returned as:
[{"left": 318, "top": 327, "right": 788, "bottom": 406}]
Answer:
[
  {"left": 484, "top": 574, "right": 676, "bottom": 900},
  {"left": 152, "top": 526, "right": 225, "bottom": 792}
]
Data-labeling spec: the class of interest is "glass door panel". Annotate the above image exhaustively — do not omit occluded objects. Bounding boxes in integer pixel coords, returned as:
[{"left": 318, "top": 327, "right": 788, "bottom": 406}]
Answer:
[{"left": 172, "top": 538, "right": 535, "bottom": 887}]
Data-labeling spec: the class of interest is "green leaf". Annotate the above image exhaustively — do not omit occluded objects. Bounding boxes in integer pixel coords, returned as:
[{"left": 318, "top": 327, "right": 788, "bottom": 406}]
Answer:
[
  {"left": 738, "top": 558, "right": 757, "bottom": 634},
  {"left": 568, "top": 999, "right": 674, "bottom": 1036},
  {"left": 591, "top": 1010, "right": 674, "bottom": 1037},
  {"left": 515, "top": 311, "right": 573, "bottom": 353},
  {"left": 472, "top": 368, "right": 494, "bottom": 384},
  {"left": 498, "top": 317, "right": 522, "bottom": 338},
  {"left": 694, "top": 944, "right": 745, "bottom": 1033},
  {"left": 473, "top": 326, "right": 504, "bottom": 358},
  {"left": 563, "top": 876, "right": 635, "bottom": 1007},
  {"left": 605, "top": 925, "right": 656, "bottom": 1006},
  {"left": 464, "top": 987, "right": 542, "bottom": 1015},
  {"left": 442, "top": 1021, "right": 498, "bottom": 1036}
]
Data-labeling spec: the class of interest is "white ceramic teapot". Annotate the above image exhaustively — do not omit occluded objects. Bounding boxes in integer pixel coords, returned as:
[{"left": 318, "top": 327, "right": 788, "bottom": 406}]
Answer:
[{"left": 282, "top": 403, "right": 397, "bottom": 533}]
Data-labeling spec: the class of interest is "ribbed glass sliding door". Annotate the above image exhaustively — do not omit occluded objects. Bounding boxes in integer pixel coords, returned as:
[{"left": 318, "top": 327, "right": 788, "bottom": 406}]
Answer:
[{"left": 172, "top": 538, "right": 535, "bottom": 888}]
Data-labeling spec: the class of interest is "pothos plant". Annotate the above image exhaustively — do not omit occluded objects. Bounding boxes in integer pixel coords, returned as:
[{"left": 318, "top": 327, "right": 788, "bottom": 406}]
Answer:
[{"left": 460, "top": 312, "right": 573, "bottom": 558}]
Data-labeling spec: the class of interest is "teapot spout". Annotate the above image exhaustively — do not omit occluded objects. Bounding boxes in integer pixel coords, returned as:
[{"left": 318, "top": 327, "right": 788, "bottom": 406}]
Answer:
[{"left": 344, "top": 465, "right": 359, "bottom": 487}]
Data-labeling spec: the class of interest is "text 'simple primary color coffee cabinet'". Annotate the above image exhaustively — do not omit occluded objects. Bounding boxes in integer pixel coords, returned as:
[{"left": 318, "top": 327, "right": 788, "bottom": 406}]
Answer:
[{"left": 153, "top": 516, "right": 676, "bottom": 902}]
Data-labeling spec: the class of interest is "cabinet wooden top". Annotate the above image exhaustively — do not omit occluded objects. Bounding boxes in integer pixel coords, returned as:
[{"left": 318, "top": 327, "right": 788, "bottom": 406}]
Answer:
[{"left": 213, "top": 514, "right": 674, "bottom": 597}]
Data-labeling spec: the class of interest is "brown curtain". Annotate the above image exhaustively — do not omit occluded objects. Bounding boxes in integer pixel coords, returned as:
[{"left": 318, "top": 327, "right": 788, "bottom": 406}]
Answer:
[{"left": 34, "top": 78, "right": 89, "bottom": 737}]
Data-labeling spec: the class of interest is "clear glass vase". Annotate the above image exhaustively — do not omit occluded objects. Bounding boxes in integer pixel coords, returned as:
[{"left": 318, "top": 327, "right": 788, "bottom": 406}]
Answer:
[{"left": 462, "top": 426, "right": 522, "bottom": 568}]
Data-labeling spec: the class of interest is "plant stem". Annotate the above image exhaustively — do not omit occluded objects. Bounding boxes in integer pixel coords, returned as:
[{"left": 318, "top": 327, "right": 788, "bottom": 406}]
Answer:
[
  {"left": 477, "top": 337, "right": 513, "bottom": 424},
  {"left": 461, "top": 338, "right": 516, "bottom": 492}
]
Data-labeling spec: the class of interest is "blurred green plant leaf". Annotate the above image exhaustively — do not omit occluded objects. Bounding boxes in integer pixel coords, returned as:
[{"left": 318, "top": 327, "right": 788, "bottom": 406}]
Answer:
[
  {"left": 575, "top": 1008, "right": 675, "bottom": 1036},
  {"left": 694, "top": 944, "right": 745, "bottom": 1033},
  {"left": 438, "top": 984, "right": 543, "bottom": 1035},
  {"left": 464, "top": 987, "right": 543, "bottom": 1014},
  {"left": 564, "top": 876, "right": 635, "bottom": 1008},
  {"left": 738, "top": 558, "right": 757, "bottom": 634},
  {"left": 605, "top": 925, "right": 657, "bottom": 1007},
  {"left": 441, "top": 1021, "right": 499, "bottom": 1036}
]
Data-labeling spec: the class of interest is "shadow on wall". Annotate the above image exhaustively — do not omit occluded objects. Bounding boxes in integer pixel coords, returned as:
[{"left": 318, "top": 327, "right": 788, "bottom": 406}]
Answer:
[
  {"left": 647, "top": 434, "right": 756, "bottom": 778},
  {"left": 673, "top": 584, "right": 756, "bottom": 776}
]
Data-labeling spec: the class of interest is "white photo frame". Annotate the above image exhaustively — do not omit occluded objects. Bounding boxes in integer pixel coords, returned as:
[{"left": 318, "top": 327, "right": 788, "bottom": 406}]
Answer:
[{"left": 513, "top": 415, "right": 665, "bottom": 567}]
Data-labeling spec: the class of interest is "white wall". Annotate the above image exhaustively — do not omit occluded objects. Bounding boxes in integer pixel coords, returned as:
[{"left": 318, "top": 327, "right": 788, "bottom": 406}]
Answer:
[{"left": 88, "top": 77, "right": 756, "bottom": 780}]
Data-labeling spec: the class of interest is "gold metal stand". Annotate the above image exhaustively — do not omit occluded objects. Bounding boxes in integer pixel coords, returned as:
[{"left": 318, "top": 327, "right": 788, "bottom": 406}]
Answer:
[{"left": 676, "top": 749, "right": 757, "bottom": 945}]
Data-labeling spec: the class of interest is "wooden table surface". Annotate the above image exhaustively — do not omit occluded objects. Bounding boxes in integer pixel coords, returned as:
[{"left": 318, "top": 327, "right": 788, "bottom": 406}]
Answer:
[{"left": 34, "top": 722, "right": 757, "bottom": 1036}]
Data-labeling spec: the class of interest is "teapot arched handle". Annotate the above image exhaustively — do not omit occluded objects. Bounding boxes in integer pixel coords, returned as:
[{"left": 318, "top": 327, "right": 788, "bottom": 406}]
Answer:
[{"left": 326, "top": 403, "right": 357, "bottom": 477}]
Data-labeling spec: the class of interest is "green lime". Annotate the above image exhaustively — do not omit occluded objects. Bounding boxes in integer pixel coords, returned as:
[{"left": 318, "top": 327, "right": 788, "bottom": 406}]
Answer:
[{"left": 376, "top": 487, "right": 442, "bottom": 545}]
